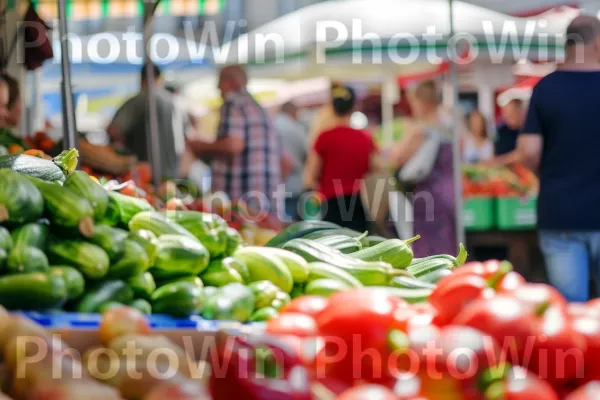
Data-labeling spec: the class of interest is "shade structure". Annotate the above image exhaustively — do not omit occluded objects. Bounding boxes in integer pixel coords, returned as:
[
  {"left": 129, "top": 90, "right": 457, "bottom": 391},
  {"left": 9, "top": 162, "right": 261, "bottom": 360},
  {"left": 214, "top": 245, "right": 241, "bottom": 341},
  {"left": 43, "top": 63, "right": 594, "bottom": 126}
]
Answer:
[{"left": 497, "top": 76, "right": 542, "bottom": 106}]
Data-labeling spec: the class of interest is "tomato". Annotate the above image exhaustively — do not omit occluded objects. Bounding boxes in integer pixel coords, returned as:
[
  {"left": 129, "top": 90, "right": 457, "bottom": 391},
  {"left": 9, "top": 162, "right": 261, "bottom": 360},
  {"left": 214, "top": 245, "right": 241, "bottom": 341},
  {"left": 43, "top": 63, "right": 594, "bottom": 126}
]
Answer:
[
  {"left": 280, "top": 296, "right": 328, "bottom": 318},
  {"left": 98, "top": 306, "right": 151, "bottom": 346},
  {"left": 338, "top": 384, "right": 397, "bottom": 400},
  {"left": 565, "top": 381, "right": 600, "bottom": 400},
  {"left": 571, "top": 316, "right": 600, "bottom": 383},
  {"left": 120, "top": 182, "right": 138, "bottom": 197},
  {"left": 266, "top": 313, "right": 318, "bottom": 338},
  {"left": 429, "top": 274, "right": 488, "bottom": 326}
]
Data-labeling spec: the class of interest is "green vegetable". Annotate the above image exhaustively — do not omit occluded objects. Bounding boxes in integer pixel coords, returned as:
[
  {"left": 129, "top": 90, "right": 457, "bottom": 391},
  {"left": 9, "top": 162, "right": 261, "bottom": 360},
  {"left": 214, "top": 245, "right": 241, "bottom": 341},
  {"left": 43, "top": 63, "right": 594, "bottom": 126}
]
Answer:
[
  {"left": 222, "top": 257, "right": 250, "bottom": 283},
  {"left": 129, "top": 211, "right": 197, "bottom": 240},
  {"left": 101, "top": 194, "right": 121, "bottom": 227},
  {"left": 406, "top": 258, "right": 455, "bottom": 278},
  {"left": 270, "top": 292, "right": 291, "bottom": 311},
  {"left": 248, "top": 280, "right": 281, "bottom": 309},
  {"left": 46, "top": 238, "right": 110, "bottom": 280},
  {"left": 64, "top": 171, "right": 109, "bottom": 221},
  {"left": 306, "top": 262, "right": 363, "bottom": 288},
  {"left": 0, "top": 272, "right": 68, "bottom": 310},
  {"left": 302, "top": 228, "right": 370, "bottom": 247},
  {"left": 249, "top": 307, "right": 278, "bottom": 322},
  {"left": 88, "top": 225, "right": 129, "bottom": 261},
  {"left": 128, "top": 272, "right": 156, "bottom": 300},
  {"left": 6, "top": 246, "right": 49, "bottom": 274},
  {"left": 232, "top": 247, "right": 294, "bottom": 293},
  {"left": 200, "top": 259, "right": 244, "bottom": 287},
  {"left": 107, "top": 191, "right": 155, "bottom": 226},
  {"left": 202, "top": 286, "right": 219, "bottom": 300},
  {"left": 151, "top": 281, "right": 204, "bottom": 317},
  {"left": 290, "top": 284, "right": 305, "bottom": 299},
  {"left": 350, "top": 236, "right": 419, "bottom": 269},
  {"left": 10, "top": 221, "right": 49, "bottom": 250},
  {"left": 265, "top": 220, "right": 340, "bottom": 247},
  {"left": 106, "top": 240, "right": 150, "bottom": 280},
  {"left": 390, "top": 275, "right": 436, "bottom": 290},
  {"left": 49, "top": 266, "right": 85, "bottom": 300},
  {"left": 305, "top": 279, "right": 352, "bottom": 297},
  {"left": 128, "top": 229, "right": 158, "bottom": 264},
  {"left": 162, "top": 211, "right": 228, "bottom": 258},
  {"left": 129, "top": 299, "right": 152, "bottom": 314},
  {"left": 260, "top": 247, "right": 309, "bottom": 283},
  {"left": 0, "top": 148, "right": 78, "bottom": 182},
  {"left": 98, "top": 301, "right": 124, "bottom": 313},
  {"left": 151, "top": 234, "right": 210, "bottom": 280},
  {"left": 202, "top": 283, "right": 255, "bottom": 322},
  {"left": 156, "top": 276, "right": 204, "bottom": 289},
  {"left": 76, "top": 280, "right": 134, "bottom": 313},
  {"left": 313, "top": 234, "right": 364, "bottom": 254},
  {"left": 418, "top": 268, "right": 453, "bottom": 284},
  {"left": 366, "top": 235, "right": 387, "bottom": 247},
  {"left": 374, "top": 287, "right": 432, "bottom": 304},
  {"left": 24, "top": 175, "right": 95, "bottom": 238},
  {"left": 224, "top": 227, "right": 243, "bottom": 256},
  {"left": 0, "top": 226, "right": 12, "bottom": 251},
  {"left": 0, "top": 249, "right": 7, "bottom": 271},
  {"left": 0, "top": 169, "right": 44, "bottom": 225}
]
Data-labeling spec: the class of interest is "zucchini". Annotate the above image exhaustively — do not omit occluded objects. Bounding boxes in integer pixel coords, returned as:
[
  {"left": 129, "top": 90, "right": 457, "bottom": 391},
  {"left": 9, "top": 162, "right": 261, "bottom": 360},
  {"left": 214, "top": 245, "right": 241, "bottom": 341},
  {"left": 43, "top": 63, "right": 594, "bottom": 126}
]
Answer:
[
  {"left": 302, "top": 228, "right": 370, "bottom": 247},
  {"left": 49, "top": 266, "right": 85, "bottom": 300},
  {"left": 390, "top": 275, "right": 436, "bottom": 290},
  {"left": 10, "top": 221, "right": 49, "bottom": 250},
  {"left": 418, "top": 268, "right": 453, "bottom": 284},
  {"left": 200, "top": 258, "right": 244, "bottom": 287},
  {"left": 313, "top": 234, "right": 363, "bottom": 254},
  {"left": 107, "top": 191, "right": 154, "bottom": 226},
  {"left": 128, "top": 211, "right": 197, "bottom": 240},
  {"left": 76, "top": 280, "right": 134, "bottom": 313},
  {"left": 128, "top": 272, "right": 156, "bottom": 300},
  {"left": 151, "top": 234, "right": 210, "bottom": 280},
  {"left": 249, "top": 307, "right": 278, "bottom": 322},
  {"left": 64, "top": 171, "right": 109, "bottom": 221},
  {"left": 129, "top": 298, "right": 152, "bottom": 314},
  {"left": 6, "top": 246, "right": 49, "bottom": 274},
  {"left": 222, "top": 256, "right": 250, "bottom": 283},
  {"left": 0, "top": 249, "right": 6, "bottom": 271},
  {"left": 0, "top": 148, "right": 78, "bottom": 182},
  {"left": 224, "top": 226, "right": 243, "bottom": 256},
  {"left": 366, "top": 235, "right": 388, "bottom": 247},
  {"left": 0, "top": 226, "right": 13, "bottom": 252},
  {"left": 0, "top": 272, "right": 68, "bottom": 310},
  {"left": 47, "top": 237, "right": 110, "bottom": 280},
  {"left": 232, "top": 247, "right": 294, "bottom": 293},
  {"left": 265, "top": 220, "right": 340, "bottom": 247},
  {"left": 88, "top": 225, "right": 129, "bottom": 261},
  {"left": 128, "top": 229, "right": 158, "bottom": 264},
  {"left": 350, "top": 237, "right": 419, "bottom": 269},
  {"left": 156, "top": 276, "right": 204, "bottom": 289},
  {"left": 202, "top": 283, "right": 255, "bottom": 322},
  {"left": 260, "top": 247, "right": 309, "bottom": 283},
  {"left": 161, "top": 211, "right": 228, "bottom": 258},
  {"left": 0, "top": 169, "right": 44, "bottom": 225},
  {"left": 305, "top": 279, "right": 352, "bottom": 297},
  {"left": 406, "top": 258, "right": 455, "bottom": 278},
  {"left": 151, "top": 281, "right": 204, "bottom": 317},
  {"left": 101, "top": 194, "right": 121, "bottom": 227},
  {"left": 24, "top": 175, "right": 95, "bottom": 238},
  {"left": 307, "top": 262, "right": 363, "bottom": 288},
  {"left": 106, "top": 240, "right": 150, "bottom": 280}
]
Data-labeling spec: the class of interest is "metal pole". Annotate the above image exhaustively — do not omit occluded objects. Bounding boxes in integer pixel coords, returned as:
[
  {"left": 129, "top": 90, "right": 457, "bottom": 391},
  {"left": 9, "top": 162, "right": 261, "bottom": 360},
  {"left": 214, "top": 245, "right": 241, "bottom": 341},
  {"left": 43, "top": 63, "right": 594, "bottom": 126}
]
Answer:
[
  {"left": 57, "top": 0, "right": 77, "bottom": 149},
  {"left": 449, "top": 0, "right": 465, "bottom": 246},
  {"left": 143, "top": 0, "right": 162, "bottom": 188}
]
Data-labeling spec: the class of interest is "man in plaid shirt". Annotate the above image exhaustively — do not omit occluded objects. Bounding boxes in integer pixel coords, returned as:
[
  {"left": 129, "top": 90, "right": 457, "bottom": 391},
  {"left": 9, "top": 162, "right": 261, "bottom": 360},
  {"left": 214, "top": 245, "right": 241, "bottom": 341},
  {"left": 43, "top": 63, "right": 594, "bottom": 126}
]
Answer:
[{"left": 187, "top": 66, "right": 292, "bottom": 222}]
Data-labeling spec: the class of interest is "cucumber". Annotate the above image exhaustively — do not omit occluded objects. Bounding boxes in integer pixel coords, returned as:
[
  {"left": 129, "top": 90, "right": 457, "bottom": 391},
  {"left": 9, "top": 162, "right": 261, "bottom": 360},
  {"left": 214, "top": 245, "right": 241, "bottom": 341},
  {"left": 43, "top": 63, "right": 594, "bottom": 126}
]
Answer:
[
  {"left": 203, "top": 286, "right": 219, "bottom": 300},
  {"left": 270, "top": 291, "right": 291, "bottom": 311},
  {"left": 390, "top": 275, "right": 436, "bottom": 290},
  {"left": 88, "top": 225, "right": 129, "bottom": 261},
  {"left": 247, "top": 280, "right": 281, "bottom": 309},
  {"left": 129, "top": 211, "right": 197, "bottom": 241},
  {"left": 222, "top": 257, "right": 250, "bottom": 283},
  {"left": 6, "top": 246, "right": 49, "bottom": 274},
  {"left": 305, "top": 279, "right": 351, "bottom": 297},
  {"left": 107, "top": 191, "right": 155, "bottom": 226},
  {"left": 290, "top": 284, "right": 305, "bottom": 298},
  {"left": 265, "top": 220, "right": 340, "bottom": 247},
  {"left": 129, "top": 298, "right": 152, "bottom": 314},
  {"left": 151, "top": 234, "right": 210, "bottom": 280},
  {"left": 375, "top": 287, "right": 432, "bottom": 304},
  {"left": 156, "top": 276, "right": 204, "bottom": 289},
  {"left": 24, "top": 175, "right": 95, "bottom": 238},
  {"left": 313, "top": 235, "right": 363, "bottom": 254},
  {"left": 161, "top": 211, "right": 228, "bottom": 258},
  {"left": 10, "top": 221, "right": 49, "bottom": 250},
  {"left": 0, "top": 169, "right": 44, "bottom": 225},
  {"left": 350, "top": 237, "right": 418, "bottom": 269},
  {"left": 0, "top": 148, "right": 78, "bottom": 182},
  {"left": 0, "top": 226, "right": 12, "bottom": 251},
  {"left": 127, "top": 229, "right": 158, "bottom": 264},
  {"left": 101, "top": 194, "right": 121, "bottom": 227},
  {"left": 0, "top": 249, "right": 6, "bottom": 271},
  {"left": 249, "top": 307, "right": 278, "bottom": 322},
  {"left": 302, "top": 228, "right": 370, "bottom": 247},
  {"left": 232, "top": 247, "right": 294, "bottom": 293},
  {"left": 49, "top": 266, "right": 85, "bottom": 300},
  {"left": 151, "top": 281, "right": 204, "bottom": 318},
  {"left": 47, "top": 238, "right": 110, "bottom": 280},
  {"left": 366, "top": 235, "right": 388, "bottom": 247},
  {"left": 307, "top": 262, "right": 363, "bottom": 288},
  {"left": 76, "top": 280, "right": 134, "bottom": 313},
  {"left": 98, "top": 301, "right": 124, "bottom": 313},
  {"left": 406, "top": 258, "right": 455, "bottom": 278},
  {"left": 0, "top": 272, "right": 68, "bottom": 310},
  {"left": 202, "top": 283, "right": 255, "bottom": 322},
  {"left": 224, "top": 227, "right": 243, "bottom": 256},
  {"left": 260, "top": 247, "right": 309, "bottom": 283},
  {"left": 418, "top": 268, "right": 453, "bottom": 284},
  {"left": 200, "top": 259, "right": 244, "bottom": 287},
  {"left": 128, "top": 272, "right": 156, "bottom": 300},
  {"left": 106, "top": 240, "right": 150, "bottom": 280},
  {"left": 64, "top": 171, "right": 109, "bottom": 221}
]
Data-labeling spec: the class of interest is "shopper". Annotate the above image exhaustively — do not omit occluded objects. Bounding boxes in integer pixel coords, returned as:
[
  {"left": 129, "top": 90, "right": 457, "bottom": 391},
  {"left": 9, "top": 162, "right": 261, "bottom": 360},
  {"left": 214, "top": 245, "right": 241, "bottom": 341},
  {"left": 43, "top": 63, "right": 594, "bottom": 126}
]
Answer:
[
  {"left": 463, "top": 110, "right": 493, "bottom": 164},
  {"left": 0, "top": 76, "right": 8, "bottom": 127},
  {"left": 489, "top": 98, "right": 526, "bottom": 165},
  {"left": 304, "top": 85, "right": 377, "bottom": 232},
  {"left": 187, "top": 65, "right": 290, "bottom": 220},
  {"left": 518, "top": 14, "right": 600, "bottom": 302},
  {"left": 274, "top": 101, "right": 308, "bottom": 221},
  {"left": 107, "top": 63, "right": 188, "bottom": 180},
  {"left": 389, "top": 80, "right": 456, "bottom": 257},
  {"left": 0, "top": 74, "right": 22, "bottom": 132}
]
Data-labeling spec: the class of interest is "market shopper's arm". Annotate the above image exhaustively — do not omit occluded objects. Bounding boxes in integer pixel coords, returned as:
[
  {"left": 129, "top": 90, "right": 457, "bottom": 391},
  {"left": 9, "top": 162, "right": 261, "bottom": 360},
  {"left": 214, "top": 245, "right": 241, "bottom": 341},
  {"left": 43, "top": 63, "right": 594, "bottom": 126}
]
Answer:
[
  {"left": 303, "top": 150, "right": 322, "bottom": 191},
  {"left": 388, "top": 126, "right": 425, "bottom": 168},
  {"left": 517, "top": 134, "right": 543, "bottom": 173},
  {"left": 78, "top": 138, "right": 136, "bottom": 176},
  {"left": 106, "top": 97, "right": 139, "bottom": 146}
]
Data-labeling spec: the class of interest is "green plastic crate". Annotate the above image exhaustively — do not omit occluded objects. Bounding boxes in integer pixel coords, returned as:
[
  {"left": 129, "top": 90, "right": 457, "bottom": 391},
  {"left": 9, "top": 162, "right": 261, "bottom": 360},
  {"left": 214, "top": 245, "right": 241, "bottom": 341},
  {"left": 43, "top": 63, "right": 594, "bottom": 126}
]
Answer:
[
  {"left": 496, "top": 196, "right": 537, "bottom": 230},
  {"left": 463, "top": 197, "right": 495, "bottom": 230}
]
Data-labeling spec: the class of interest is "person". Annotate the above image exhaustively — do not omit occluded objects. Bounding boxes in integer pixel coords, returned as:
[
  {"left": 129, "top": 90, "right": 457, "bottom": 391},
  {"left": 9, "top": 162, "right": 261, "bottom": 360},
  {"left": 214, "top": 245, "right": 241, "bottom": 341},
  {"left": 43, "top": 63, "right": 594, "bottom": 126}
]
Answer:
[
  {"left": 517, "top": 14, "right": 600, "bottom": 302},
  {"left": 308, "top": 81, "right": 344, "bottom": 144},
  {"left": 107, "top": 63, "right": 188, "bottom": 180},
  {"left": 389, "top": 80, "right": 456, "bottom": 257},
  {"left": 274, "top": 101, "right": 308, "bottom": 221},
  {"left": 303, "top": 85, "right": 378, "bottom": 232},
  {"left": 0, "top": 73, "right": 22, "bottom": 131},
  {"left": 490, "top": 98, "right": 526, "bottom": 165},
  {"left": 187, "top": 65, "right": 291, "bottom": 220},
  {"left": 0, "top": 76, "right": 9, "bottom": 127},
  {"left": 463, "top": 110, "right": 494, "bottom": 164}
]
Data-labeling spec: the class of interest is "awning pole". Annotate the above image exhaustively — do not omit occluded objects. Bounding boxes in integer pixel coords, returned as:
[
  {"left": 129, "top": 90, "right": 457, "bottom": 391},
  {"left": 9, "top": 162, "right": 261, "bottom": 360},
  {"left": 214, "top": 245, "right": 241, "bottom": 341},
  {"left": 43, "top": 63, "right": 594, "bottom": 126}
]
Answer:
[{"left": 57, "top": 0, "right": 77, "bottom": 149}]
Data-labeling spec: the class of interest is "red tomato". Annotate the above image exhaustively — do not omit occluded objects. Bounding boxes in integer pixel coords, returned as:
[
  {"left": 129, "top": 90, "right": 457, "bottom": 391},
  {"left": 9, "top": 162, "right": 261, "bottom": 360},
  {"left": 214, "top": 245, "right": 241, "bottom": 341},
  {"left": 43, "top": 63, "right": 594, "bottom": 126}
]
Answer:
[
  {"left": 280, "top": 296, "right": 329, "bottom": 318},
  {"left": 571, "top": 316, "right": 600, "bottom": 383},
  {"left": 338, "top": 384, "right": 397, "bottom": 400},
  {"left": 499, "top": 366, "right": 559, "bottom": 400},
  {"left": 98, "top": 306, "right": 151, "bottom": 346},
  {"left": 266, "top": 313, "right": 318, "bottom": 338},
  {"left": 565, "top": 381, "right": 600, "bottom": 400},
  {"left": 429, "top": 274, "right": 488, "bottom": 326}
]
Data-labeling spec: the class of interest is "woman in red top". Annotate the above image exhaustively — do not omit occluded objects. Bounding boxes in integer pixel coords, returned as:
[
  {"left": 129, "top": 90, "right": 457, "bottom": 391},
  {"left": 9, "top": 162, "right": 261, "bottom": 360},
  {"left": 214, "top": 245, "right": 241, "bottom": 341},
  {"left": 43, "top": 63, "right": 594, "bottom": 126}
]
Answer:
[{"left": 303, "top": 85, "right": 378, "bottom": 232}]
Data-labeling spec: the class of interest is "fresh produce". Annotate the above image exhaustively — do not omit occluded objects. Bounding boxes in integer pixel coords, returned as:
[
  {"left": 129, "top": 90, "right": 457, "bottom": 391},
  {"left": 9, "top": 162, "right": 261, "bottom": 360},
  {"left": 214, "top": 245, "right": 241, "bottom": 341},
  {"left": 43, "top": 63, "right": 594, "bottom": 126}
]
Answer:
[
  {"left": 127, "top": 229, "right": 158, "bottom": 264},
  {"left": 47, "top": 237, "right": 110, "bottom": 279},
  {"left": 106, "top": 239, "right": 150, "bottom": 279},
  {"left": 202, "top": 283, "right": 255, "bottom": 322},
  {"left": 76, "top": 280, "right": 134, "bottom": 313},
  {"left": 304, "top": 278, "right": 352, "bottom": 296},
  {"left": 151, "top": 234, "right": 210, "bottom": 279},
  {"left": 0, "top": 272, "right": 67, "bottom": 310},
  {"left": 312, "top": 234, "right": 364, "bottom": 254},
  {"left": 6, "top": 246, "right": 49, "bottom": 274},
  {"left": 129, "top": 298, "right": 152, "bottom": 314},
  {"left": 157, "top": 275, "right": 204, "bottom": 289},
  {"left": 10, "top": 220, "right": 49, "bottom": 249},
  {"left": 248, "top": 306, "right": 278, "bottom": 322},
  {"left": 248, "top": 280, "right": 282, "bottom": 309},
  {"left": 0, "top": 226, "right": 12, "bottom": 251},
  {"left": 107, "top": 190, "right": 154, "bottom": 226},
  {"left": 0, "top": 169, "right": 44, "bottom": 225},
  {"left": 64, "top": 170, "right": 109, "bottom": 221},
  {"left": 301, "top": 227, "right": 371, "bottom": 247},
  {"left": 224, "top": 226, "right": 243, "bottom": 256},
  {"left": 88, "top": 224, "right": 129, "bottom": 261},
  {"left": 129, "top": 211, "right": 197, "bottom": 240},
  {"left": 233, "top": 247, "right": 294, "bottom": 293},
  {"left": 200, "top": 258, "right": 244, "bottom": 287},
  {"left": 151, "top": 281, "right": 204, "bottom": 317},
  {"left": 306, "top": 262, "right": 363, "bottom": 288},
  {"left": 162, "top": 210, "right": 228, "bottom": 258},
  {"left": 49, "top": 266, "right": 85, "bottom": 300},
  {"left": 265, "top": 220, "right": 339, "bottom": 247},
  {"left": 350, "top": 236, "right": 419, "bottom": 269},
  {"left": 0, "top": 147, "right": 78, "bottom": 182},
  {"left": 259, "top": 247, "right": 310, "bottom": 283},
  {"left": 127, "top": 271, "right": 156, "bottom": 300}
]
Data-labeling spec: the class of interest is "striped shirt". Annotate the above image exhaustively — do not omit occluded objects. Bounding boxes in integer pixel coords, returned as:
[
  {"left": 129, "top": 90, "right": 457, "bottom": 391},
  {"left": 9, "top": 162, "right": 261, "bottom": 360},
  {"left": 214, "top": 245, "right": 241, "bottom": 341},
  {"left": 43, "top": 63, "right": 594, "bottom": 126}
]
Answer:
[{"left": 211, "top": 89, "right": 282, "bottom": 214}]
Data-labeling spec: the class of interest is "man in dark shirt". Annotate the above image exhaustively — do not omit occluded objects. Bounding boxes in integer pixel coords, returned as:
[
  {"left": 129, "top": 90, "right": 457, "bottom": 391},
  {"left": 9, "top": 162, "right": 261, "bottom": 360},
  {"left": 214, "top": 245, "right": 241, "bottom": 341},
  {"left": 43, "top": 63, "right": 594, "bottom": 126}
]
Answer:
[
  {"left": 519, "top": 14, "right": 600, "bottom": 302},
  {"left": 495, "top": 98, "right": 525, "bottom": 157}
]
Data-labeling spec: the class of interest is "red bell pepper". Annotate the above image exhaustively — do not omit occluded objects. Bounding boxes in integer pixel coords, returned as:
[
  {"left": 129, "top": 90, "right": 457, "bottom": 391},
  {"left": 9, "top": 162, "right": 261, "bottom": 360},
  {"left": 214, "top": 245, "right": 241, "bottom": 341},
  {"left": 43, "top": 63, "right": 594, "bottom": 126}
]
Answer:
[
  {"left": 565, "top": 381, "right": 600, "bottom": 400},
  {"left": 266, "top": 313, "right": 319, "bottom": 338},
  {"left": 337, "top": 384, "right": 397, "bottom": 400},
  {"left": 571, "top": 315, "right": 600, "bottom": 383},
  {"left": 428, "top": 274, "right": 489, "bottom": 326},
  {"left": 280, "top": 296, "right": 329, "bottom": 318},
  {"left": 477, "top": 365, "right": 559, "bottom": 400},
  {"left": 452, "top": 260, "right": 525, "bottom": 293}
]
